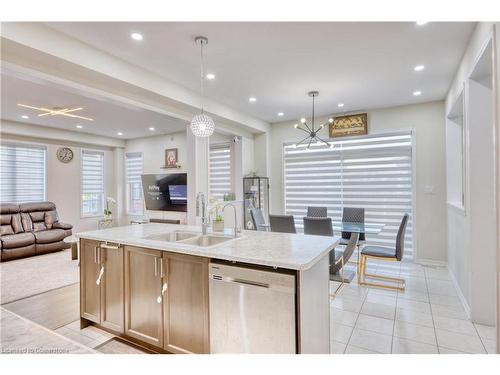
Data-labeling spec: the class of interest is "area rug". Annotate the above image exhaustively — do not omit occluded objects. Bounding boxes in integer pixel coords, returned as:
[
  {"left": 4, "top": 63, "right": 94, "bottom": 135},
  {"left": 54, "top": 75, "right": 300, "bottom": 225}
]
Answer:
[{"left": 0, "top": 249, "right": 79, "bottom": 305}]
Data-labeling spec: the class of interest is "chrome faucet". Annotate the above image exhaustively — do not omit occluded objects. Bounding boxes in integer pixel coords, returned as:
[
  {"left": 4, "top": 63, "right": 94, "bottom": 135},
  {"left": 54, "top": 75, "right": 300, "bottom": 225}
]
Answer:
[
  {"left": 196, "top": 192, "right": 209, "bottom": 235},
  {"left": 222, "top": 203, "right": 240, "bottom": 238}
]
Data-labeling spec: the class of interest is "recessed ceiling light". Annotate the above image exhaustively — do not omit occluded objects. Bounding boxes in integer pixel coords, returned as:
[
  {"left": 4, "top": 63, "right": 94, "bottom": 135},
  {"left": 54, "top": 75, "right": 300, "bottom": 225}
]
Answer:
[
  {"left": 117, "top": 132, "right": 123, "bottom": 136},
  {"left": 249, "top": 97, "right": 257, "bottom": 102},
  {"left": 416, "top": 21, "right": 429, "bottom": 26},
  {"left": 131, "top": 32, "right": 143, "bottom": 41},
  {"left": 21, "top": 115, "right": 29, "bottom": 119},
  {"left": 337, "top": 103, "right": 344, "bottom": 108},
  {"left": 76, "top": 125, "right": 83, "bottom": 129},
  {"left": 277, "top": 112, "right": 284, "bottom": 117},
  {"left": 414, "top": 65, "right": 425, "bottom": 71},
  {"left": 413, "top": 91, "right": 422, "bottom": 96},
  {"left": 148, "top": 127, "right": 155, "bottom": 131},
  {"left": 206, "top": 73, "right": 215, "bottom": 80}
]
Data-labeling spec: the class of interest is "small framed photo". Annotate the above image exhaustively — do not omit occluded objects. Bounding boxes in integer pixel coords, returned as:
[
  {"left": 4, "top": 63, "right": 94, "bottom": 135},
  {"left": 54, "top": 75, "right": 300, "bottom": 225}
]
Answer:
[{"left": 164, "top": 148, "right": 178, "bottom": 168}]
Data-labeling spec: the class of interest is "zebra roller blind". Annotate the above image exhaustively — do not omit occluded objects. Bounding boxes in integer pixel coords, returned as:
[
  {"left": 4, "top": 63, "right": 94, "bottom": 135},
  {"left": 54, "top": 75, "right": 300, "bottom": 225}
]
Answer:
[
  {"left": 283, "top": 131, "right": 414, "bottom": 258},
  {"left": 0, "top": 142, "right": 47, "bottom": 203},
  {"left": 81, "top": 150, "right": 104, "bottom": 216},
  {"left": 126, "top": 152, "right": 143, "bottom": 215},
  {"left": 209, "top": 143, "right": 233, "bottom": 200}
]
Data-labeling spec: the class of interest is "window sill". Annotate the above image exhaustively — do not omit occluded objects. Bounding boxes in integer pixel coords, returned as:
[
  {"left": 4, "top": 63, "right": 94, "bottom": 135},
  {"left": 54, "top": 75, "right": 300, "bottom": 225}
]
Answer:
[
  {"left": 81, "top": 214, "right": 105, "bottom": 219},
  {"left": 447, "top": 202, "right": 466, "bottom": 216}
]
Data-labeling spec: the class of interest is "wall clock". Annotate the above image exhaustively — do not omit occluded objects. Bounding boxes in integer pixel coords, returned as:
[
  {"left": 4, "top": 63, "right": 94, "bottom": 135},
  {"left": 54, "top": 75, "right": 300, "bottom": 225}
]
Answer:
[{"left": 56, "top": 147, "right": 74, "bottom": 163}]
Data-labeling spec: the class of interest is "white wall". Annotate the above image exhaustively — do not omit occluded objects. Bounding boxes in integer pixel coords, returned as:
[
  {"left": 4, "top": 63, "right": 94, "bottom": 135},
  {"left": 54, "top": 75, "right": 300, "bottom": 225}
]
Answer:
[
  {"left": 268, "top": 101, "right": 447, "bottom": 264},
  {"left": 0, "top": 130, "right": 120, "bottom": 233},
  {"left": 124, "top": 130, "right": 188, "bottom": 223},
  {"left": 445, "top": 22, "right": 498, "bottom": 326}
]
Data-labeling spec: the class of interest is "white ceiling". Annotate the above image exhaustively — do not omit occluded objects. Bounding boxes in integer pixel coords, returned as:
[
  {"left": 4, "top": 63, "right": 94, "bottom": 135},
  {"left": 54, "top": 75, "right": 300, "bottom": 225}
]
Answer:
[
  {"left": 1, "top": 70, "right": 188, "bottom": 139},
  {"left": 46, "top": 22, "right": 475, "bottom": 123}
]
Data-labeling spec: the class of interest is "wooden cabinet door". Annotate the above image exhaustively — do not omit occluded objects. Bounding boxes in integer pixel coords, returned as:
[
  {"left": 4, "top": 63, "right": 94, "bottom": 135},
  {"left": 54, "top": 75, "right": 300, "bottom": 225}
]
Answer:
[
  {"left": 80, "top": 239, "right": 101, "bottom": 323},
  {"left": 163, "top": 252, "right": 209, "bottom": 354},
  {"left": 124, "top": 246, "right": 163, "bottom": 347},
  {"left": 100, "top": 244, "right": 124, "bottom": 333}
]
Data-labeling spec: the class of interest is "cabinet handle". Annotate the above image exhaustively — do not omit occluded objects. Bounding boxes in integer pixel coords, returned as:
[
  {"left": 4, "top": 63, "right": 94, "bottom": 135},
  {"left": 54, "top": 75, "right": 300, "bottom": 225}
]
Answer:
[
  {"left": 100, "top": 243, "right": 121, "bottom": 250},
  {"left": 96, "top": 266, "right": 104, "bottom": 285},
  {"left": 94, "top": 246, "right": 98, "bottom": 263},
  {"left": 154, "top": 257, "right": 158, "bottom": 277},
  {"left": 97, "top": 246, "right": 101, "bottom": 264},
  {"left": 157, "top": 282, "right": 168, "bottom": 304},
  {"left": 160, "top": 258, "right": 164, "bottom": 277}
]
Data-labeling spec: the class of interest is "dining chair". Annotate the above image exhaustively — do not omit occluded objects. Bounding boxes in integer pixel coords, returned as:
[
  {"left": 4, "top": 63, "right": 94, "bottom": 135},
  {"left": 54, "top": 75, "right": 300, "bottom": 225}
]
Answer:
[
  {"left": 303, "top": 217, "right": 333, "bottom": 236},
  {"left": 358, "top": 213, "right": 409, "bottom": 291},
  {"left": 306, "top": 206, "right": 328, "bottom": 218},
  {"left": 330, "top": 232, "right": 359, "bottom": 297},
  {"left": 250, "top": 208, "right": 269, "bottom": 231},
  {"left": 269, "top": 214, "right": 297, "bottom": 234}
]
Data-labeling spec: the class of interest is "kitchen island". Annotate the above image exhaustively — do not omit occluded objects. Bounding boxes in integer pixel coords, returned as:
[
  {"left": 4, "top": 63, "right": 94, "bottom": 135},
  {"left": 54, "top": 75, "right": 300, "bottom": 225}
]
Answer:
[{"left": 76, "top": 223, "right": 339, "bottom": 354}]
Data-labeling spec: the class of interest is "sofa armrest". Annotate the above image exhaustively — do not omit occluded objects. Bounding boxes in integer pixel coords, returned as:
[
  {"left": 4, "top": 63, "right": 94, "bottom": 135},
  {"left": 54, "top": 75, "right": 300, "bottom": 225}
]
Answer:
[{"left": 53, "top": 222, "right": 73, "bottom": 230}]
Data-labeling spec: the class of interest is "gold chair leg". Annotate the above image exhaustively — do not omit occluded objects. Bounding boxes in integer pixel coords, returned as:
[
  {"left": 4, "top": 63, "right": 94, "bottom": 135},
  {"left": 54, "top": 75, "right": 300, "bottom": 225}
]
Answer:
[{"left": 358, "top": 255, "right": 405, "bottom": 292}]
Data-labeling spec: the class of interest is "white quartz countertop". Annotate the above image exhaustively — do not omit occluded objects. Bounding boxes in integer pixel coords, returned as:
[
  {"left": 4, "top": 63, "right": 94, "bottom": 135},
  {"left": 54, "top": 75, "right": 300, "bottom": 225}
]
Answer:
[{"left": 76, "top": 223, "right": 339, "bottom": 271}]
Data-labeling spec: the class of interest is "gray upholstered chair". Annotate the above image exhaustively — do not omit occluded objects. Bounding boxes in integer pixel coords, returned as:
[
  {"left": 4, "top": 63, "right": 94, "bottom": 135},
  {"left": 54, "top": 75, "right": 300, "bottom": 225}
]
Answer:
[
  {"left": 306, "top": 206, "right": 328, "bottom": 218},
  {"left": 359, "top": 213, "right": 409, "bottom": 291},
  {"left": 330, "top": 232, "right": 359, "bottom": 297},
  {"left": 269, "top": 214, "right": 296, "bottom": 234},
  {"left": 303, "top": 217, "right": 333, "bottom": 236},
  {"left": 250, "top": 208, "right": 269, "bottom": 231},
  {"left": 339, "top": 207, "right": 365, "bottom": 245}
]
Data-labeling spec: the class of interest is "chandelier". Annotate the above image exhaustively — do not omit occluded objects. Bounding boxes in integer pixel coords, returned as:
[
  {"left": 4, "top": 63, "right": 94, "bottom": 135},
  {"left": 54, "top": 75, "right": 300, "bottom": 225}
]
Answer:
[
  {"left": 293, "top": 91, "right": 333, "bottom": 150},
  {"left": 190, "top": 36, "right": 215, "bottom": 137}
]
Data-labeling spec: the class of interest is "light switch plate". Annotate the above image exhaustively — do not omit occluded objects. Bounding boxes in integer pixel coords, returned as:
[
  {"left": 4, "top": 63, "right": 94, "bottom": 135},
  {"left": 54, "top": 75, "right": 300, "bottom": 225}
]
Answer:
[{"left": 424, "top": 186, "right": 435, "bottom": 194}]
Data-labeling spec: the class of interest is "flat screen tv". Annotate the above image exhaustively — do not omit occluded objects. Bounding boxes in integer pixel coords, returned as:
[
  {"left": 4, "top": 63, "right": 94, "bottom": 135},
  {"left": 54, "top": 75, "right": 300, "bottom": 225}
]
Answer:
[{"left": 141, "top": 173, "right": 187, "bottom": 212}]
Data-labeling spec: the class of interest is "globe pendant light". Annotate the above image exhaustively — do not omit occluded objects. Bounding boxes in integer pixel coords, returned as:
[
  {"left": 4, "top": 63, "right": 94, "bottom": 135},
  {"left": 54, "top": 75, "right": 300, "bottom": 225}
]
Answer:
[
  {"left": 190, "top": 36, "right": 215, "bottom": 137},
  {"left": 293, "top": 91, "right": 333, "bottom": 150}
]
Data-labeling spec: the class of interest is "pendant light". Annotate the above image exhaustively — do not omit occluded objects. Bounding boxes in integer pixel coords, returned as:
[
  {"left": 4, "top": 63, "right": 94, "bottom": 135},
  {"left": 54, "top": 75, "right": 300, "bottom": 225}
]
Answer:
[
  {"left": 190, "top": 36, "right": 215, "bottom": 137},
  {"left": 293, "top": 91, "right": 333, "bottom": 150}
]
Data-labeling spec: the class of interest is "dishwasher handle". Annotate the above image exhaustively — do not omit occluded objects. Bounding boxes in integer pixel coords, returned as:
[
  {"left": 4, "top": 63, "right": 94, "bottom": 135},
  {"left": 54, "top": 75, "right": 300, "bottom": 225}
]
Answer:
[{"left": 212, "top": 274, "right": 269, "bottom": 289}]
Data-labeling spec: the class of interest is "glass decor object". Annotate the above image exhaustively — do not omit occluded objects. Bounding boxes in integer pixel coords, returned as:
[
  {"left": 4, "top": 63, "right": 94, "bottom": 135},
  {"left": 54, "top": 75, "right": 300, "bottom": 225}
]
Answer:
[
  {"left": 243, "top": 176, "right": 270, "bottom": 230},
  {"left": 190, "top": 36, "right": 215, "bottom": 137}
]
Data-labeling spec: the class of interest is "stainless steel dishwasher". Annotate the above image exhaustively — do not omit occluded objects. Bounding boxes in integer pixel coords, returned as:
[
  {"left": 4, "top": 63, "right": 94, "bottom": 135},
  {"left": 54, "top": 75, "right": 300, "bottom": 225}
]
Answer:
[{"left": 208, "top": 262, "right": 296, "bottom": 354}]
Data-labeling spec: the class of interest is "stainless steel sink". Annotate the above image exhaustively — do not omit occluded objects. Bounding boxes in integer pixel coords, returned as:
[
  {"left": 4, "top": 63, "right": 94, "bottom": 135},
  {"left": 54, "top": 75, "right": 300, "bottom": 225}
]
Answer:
[
  {"left": 142, "top": 231, "right": 199, "bottom": 242},
  {"left": 178, "top": 235, "right": 233, "bottom": 247}
]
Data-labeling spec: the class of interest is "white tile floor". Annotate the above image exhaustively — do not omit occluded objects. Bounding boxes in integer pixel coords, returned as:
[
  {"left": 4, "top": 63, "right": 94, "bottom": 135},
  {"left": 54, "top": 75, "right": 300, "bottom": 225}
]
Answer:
[
  {"left": 50, "top": 259, "right": 497, "bottom": 355},
  {"left": 55, "top": 320, "right": 115, "bottom": 349},
  {"left": 330, "top": 259, "right": 497, "bottom": 354}
]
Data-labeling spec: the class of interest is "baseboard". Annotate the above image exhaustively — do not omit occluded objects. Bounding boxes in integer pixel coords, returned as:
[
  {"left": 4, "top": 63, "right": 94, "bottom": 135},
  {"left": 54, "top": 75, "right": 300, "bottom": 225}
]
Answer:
[
  {"left": 447, "top": 268, "right": 472, "bottom": 320},
  {"left": 414, "top": 258, "right": 447, "bottom": 267}
]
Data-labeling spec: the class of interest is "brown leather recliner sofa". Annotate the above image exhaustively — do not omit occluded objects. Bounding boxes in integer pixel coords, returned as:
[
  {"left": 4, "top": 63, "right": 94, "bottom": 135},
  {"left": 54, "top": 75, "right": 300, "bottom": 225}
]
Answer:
[{"left": 0, "top": 201, "right": 73, "bottom": 262}]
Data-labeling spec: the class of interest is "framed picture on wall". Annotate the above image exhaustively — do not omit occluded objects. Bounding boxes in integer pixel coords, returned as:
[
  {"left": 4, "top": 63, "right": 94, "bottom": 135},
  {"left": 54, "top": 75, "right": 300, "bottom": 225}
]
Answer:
[
  {"left": 329, "top": 113, "right": 368, "bottom": 138},
  {"left": 164, "top": 148, "right": 178, "bottom": 168}
]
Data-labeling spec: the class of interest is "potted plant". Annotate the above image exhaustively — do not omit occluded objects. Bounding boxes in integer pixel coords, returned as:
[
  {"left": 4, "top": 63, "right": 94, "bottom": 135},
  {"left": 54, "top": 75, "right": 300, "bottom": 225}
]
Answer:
[
  {"left": 104, "top": 197, "right": 116, "bottom": 220},
  {"left": 212, "top": 214, "right": 224, "bottom": 232}
]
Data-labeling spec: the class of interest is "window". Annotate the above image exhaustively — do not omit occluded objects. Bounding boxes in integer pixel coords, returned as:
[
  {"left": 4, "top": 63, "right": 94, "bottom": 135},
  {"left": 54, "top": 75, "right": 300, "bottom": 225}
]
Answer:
[
  {"left": 126, "top": 152, "right": 143, "bottom": 215},
  {"left": 209, "top": 143, "right": 233, "bottom": 200},
  {"left": 0, "top": 142, "right": 46, "bottom": 203},
  {"left": 283, "top": 132, "right": 415, "bottom": 259},
  {"left": 81, "top": 150, "right": 104, "bottom": 217}
]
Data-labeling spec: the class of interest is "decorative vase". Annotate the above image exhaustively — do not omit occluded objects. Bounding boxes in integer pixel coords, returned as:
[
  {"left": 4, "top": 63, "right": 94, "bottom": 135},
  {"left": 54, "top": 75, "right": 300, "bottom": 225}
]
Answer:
[{"left": 212, "top": 221, "right": 224, "bottom": 232}]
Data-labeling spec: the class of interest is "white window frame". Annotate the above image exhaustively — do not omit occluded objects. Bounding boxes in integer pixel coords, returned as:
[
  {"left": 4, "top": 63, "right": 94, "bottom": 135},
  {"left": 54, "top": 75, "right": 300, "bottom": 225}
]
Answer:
[
  {"left": 209, "top": 142, "right": 235, "bottom": 201},
  {"left": 81, "top": 149, "right": 105, "bottom": 218},
  {"left": 125, "top": 152, "right": 144, "bottom": 216},
  {"left": 282, "top": 129, "right": 417, "bottom": 259},
  {"left": 0, "top": 141, "right": 47, "bottom": 204}
]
